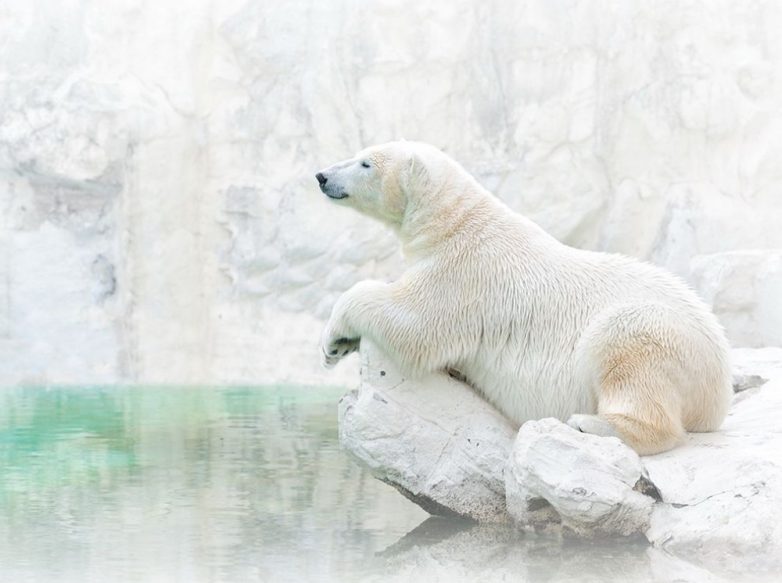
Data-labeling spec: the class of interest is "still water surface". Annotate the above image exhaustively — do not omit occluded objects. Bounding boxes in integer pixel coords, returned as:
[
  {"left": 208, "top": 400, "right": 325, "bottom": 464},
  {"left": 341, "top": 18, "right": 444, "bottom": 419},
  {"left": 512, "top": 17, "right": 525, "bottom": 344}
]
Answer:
[{"left": 0, "top": 385, "right": 747, "bottom": 582}]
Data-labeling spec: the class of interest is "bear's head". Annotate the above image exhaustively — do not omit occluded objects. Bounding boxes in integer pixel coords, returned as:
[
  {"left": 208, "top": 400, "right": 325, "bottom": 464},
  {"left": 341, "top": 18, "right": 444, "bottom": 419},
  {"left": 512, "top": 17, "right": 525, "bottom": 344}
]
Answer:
[{"left": 315, "top": 141, "right": 458, "bottom": 231}]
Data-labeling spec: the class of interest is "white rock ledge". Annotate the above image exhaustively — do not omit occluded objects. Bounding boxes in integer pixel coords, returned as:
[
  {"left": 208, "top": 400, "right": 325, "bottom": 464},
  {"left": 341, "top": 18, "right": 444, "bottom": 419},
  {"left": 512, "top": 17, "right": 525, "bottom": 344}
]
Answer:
[
  {"left": 338, "top": 342, "right": 782, "bottom": 571},
  {"left": 338, "top": 342, "right": 516, "bottom": 522}
]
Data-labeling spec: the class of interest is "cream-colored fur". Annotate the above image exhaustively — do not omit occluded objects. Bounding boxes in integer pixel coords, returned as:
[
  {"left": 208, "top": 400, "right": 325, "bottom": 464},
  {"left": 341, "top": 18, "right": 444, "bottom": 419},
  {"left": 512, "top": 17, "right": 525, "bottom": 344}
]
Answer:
[{"left": 316, "top": 141, "right": 733, "bottom": 455}]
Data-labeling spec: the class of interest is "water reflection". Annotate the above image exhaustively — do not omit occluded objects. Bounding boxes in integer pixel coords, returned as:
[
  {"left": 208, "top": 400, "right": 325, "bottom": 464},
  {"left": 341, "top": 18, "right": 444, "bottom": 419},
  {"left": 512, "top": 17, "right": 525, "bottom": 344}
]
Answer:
[
  {"left": 373, "top": 518, "right": 697, "bottom": 583},
  {"left": 0, "top": 386, "right": 764, "bottom": 582},
  {"left": 0, "top": 386, "right": 426, "bottom": 582}
]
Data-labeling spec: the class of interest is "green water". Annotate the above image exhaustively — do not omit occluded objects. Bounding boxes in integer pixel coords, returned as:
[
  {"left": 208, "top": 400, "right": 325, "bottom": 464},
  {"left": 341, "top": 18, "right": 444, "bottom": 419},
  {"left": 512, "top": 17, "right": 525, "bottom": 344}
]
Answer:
[
  {"left": 0, "top": 385, "right": 758, "bottom": 583},
  {"left": 0, "top": 385, "right": 428, "bottom": 582}
]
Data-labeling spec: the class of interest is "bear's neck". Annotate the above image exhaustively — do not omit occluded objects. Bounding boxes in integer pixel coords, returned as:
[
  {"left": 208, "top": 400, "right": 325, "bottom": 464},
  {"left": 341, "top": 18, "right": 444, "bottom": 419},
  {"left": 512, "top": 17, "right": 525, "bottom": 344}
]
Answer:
[{"left": 398, "top": 177, "right": 495, "bottom": 260}]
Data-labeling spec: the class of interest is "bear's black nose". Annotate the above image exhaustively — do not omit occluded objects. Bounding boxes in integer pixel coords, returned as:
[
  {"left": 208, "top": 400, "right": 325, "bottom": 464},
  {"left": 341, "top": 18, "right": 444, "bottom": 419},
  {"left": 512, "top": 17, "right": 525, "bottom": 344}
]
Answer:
[{"left": 316, "top": 172, "right": 327, "bottom": 186}]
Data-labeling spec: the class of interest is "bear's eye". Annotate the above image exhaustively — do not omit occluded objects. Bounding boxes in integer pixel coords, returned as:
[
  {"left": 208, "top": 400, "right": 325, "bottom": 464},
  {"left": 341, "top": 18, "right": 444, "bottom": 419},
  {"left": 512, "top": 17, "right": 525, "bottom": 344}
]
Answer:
[{"left": 361, "top": 160, "right": 371, "bottom": 168}]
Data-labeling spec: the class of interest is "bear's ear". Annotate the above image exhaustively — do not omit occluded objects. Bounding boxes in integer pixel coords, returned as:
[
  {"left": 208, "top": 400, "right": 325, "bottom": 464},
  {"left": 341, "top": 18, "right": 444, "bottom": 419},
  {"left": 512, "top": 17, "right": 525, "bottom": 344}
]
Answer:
[{"left": 399, "top": 153, "right": 428, "bottom": 198}]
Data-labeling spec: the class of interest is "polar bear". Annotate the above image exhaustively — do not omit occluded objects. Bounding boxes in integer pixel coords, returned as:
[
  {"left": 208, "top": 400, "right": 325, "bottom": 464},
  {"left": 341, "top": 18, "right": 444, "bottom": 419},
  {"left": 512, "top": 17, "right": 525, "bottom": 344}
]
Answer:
[{"left": 315, "top": 141, "right": 732, "bottom": 455}]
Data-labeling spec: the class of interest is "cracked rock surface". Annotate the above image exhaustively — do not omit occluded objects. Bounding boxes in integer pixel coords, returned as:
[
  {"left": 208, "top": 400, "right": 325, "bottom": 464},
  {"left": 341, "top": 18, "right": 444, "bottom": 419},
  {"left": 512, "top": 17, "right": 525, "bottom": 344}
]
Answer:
[
  {"left": 643, "top": 347, "right": 782, "bottom": 573},
  {"left": 338, "top": 341, "right": 516, "bottom": 522},
  {"left": 505, "top": 418, "right": 657, "bottom": 536},
  {"left": 339, "top": 343, "right": 782, "bottom": 571}
]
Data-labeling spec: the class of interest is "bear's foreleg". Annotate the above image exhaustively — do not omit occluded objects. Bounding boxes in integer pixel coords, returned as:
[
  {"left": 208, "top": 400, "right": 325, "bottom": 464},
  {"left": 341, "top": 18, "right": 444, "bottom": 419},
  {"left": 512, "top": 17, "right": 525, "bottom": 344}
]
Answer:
[
  {"left": 320, "top": 279, "right": 447, "bottom": 374},
  {"left": 320, "top": 280, "right": 385, "bottom": 368}
]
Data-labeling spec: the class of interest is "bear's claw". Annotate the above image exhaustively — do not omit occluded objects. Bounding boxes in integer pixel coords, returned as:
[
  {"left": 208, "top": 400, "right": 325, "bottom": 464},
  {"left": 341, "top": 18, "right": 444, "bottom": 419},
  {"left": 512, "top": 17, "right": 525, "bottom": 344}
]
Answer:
[{"left": 321, "top": 337, "right": 360, "bottom": 368}]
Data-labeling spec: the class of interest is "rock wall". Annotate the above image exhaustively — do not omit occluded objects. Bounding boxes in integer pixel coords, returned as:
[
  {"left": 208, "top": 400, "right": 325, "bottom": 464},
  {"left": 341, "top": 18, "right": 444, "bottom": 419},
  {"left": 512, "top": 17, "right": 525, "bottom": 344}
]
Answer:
[{"left": 1, "top": 0, "right": 781, "bottom": 384}]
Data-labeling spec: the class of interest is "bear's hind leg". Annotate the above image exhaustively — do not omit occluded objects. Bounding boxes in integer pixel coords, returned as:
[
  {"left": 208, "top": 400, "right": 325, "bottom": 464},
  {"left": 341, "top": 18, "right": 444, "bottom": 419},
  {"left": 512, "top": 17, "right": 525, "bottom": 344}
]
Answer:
[{"left": 568, "top": 343, "right": 686, "bottom": 455}]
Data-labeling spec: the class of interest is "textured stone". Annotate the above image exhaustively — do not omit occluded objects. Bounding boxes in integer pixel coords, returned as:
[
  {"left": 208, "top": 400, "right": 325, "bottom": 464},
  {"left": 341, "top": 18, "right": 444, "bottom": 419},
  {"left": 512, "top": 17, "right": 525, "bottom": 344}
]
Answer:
[
  {"left": 505, "top": 419, "right": 656, "bottom": 536},
  {"left": 643, "top": 348, "right": 782, "bottom": 574},
  {"left": 338, "top": 341, "right": 516, "bottom": 522},
  {"left": 509, "top": 350, "right": 782, "bottom": 572},
  {"left": 341, "top": 343, "right": 782, "bottom": 574}
]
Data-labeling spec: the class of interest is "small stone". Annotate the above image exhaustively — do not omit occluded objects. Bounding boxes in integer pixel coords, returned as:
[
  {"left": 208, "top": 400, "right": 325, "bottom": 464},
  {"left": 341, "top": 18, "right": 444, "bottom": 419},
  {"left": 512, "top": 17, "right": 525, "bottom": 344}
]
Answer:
[{"left": 505, "top": 418, "right": 655, "bottom": 536}]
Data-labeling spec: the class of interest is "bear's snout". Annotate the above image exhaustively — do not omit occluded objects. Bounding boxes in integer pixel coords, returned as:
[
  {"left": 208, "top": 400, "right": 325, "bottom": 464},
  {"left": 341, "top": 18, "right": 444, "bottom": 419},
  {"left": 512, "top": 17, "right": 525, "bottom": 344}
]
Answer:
[{"left": 316, "top": 170, "right": 349, "bottom": 199}]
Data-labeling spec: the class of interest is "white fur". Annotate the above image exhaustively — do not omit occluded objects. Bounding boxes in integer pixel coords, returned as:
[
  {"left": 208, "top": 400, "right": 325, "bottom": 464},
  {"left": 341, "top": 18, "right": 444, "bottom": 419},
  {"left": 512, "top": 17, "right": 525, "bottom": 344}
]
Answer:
[{"left": 317, "top": 142, "right": 733, "bottom": 455}]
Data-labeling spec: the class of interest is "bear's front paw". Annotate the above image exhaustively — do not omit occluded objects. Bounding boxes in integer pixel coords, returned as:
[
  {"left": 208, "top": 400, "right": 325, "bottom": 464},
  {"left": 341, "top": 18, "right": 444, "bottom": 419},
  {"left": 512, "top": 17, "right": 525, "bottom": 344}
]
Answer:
[{"left": 321, "top": 336, "right": 360, "bottom": 368}]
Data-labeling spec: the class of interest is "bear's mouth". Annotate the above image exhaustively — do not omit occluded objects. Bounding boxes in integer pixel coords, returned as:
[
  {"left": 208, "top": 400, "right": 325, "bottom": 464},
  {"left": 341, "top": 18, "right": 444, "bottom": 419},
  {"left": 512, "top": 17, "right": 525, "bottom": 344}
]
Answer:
[{"left": 318, "top": 180, "right": 349, "bottom": 200}]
